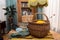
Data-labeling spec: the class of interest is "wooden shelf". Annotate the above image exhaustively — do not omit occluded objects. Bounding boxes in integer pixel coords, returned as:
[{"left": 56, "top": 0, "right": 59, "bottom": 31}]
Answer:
[
  {"left": 20, "top": 0, "right": 28, "bottom": 2},
  {"left": 17, "top": 0, "right": 36, "bottom": 22},
  {"left": 21, "top": 7, "right": 31, "bottom": 9}
]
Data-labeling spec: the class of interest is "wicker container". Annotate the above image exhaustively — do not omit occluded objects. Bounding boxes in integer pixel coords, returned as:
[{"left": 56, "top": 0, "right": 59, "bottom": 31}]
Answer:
[{"left": 27, "top": 13, "right": 50, "bottom": 38}]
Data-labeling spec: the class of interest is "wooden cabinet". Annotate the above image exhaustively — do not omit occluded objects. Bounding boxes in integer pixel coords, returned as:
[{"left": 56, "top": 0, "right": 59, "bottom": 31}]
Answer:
[{"left": 17, "top": 0, "right": 36, "bottom": 22}]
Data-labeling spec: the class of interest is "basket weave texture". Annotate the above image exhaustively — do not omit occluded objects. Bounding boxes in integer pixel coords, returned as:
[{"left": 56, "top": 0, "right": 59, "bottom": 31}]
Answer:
[{"left": 27, "top": 13, "right": 50, "bottom": 38}]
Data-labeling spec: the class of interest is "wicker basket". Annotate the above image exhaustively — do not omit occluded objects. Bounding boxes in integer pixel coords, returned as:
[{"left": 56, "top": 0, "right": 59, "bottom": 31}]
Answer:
[{"left": 27, "top": 13, "right": 50, "bottom": 38}]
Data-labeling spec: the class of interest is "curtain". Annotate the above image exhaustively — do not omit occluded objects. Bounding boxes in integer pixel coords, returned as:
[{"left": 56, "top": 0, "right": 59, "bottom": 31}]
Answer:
[{"left": 6, "top": 0, "right": 17, "bottom": 32}]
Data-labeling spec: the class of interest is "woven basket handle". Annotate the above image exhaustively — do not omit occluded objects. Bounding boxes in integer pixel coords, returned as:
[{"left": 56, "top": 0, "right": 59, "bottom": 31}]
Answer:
[{"left": 35, "top": 13, "right": 49, "bottom": 22}]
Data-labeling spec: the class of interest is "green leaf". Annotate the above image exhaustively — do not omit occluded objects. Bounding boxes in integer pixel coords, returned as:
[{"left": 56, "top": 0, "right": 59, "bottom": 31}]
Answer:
[{"left": 4, "top": 13, "right": 8, "bottom": 15}]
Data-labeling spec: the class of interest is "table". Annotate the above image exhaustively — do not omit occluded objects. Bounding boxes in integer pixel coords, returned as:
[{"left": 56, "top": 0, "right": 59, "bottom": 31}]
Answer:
[
  {"left": 50, "top": 31, "right": 60, "bottom": 40},
  {"left": 3, "top": 30, "right": 60, "bottom": 40}
]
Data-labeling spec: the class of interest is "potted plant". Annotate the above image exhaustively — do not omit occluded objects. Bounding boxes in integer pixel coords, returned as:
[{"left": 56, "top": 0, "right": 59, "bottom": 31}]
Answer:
[
  {"left": 28, "top": 0, "right": 48, "bottom": 19},
  {"left": 27, "top": 0, "right": 50, "bottom": 38},
  {"left": 3, "top": 5, "right": 17, "bottom": 32}
]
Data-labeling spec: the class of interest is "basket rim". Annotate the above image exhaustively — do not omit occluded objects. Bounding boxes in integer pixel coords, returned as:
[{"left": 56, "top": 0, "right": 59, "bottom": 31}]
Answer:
[{"left": 29, "top": 20, "right": 50, "bottom": 25}]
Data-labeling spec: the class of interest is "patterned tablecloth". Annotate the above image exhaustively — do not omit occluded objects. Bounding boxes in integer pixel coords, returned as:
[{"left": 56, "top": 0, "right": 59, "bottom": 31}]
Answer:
[
  {"left": 10, "top": 33, "right": 54, "bottom": 40},
  {"left": 3, "top": 31, "right": 60, "bottom": 40}
]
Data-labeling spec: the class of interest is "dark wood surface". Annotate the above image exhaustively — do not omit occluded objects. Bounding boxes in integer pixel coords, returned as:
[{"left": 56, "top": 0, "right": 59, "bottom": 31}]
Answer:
[
  {"left": 0, "top": 21, "right": 6, "bottom": 40},
  {"left": 0, "top": 21, "right": 6, "bottom": 34}
]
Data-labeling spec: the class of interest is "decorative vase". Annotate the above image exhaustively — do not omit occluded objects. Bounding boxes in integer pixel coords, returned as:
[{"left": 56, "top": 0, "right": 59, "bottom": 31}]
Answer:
[{"left": 36, "top": 7, "right": 43, "bottom": 20}]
